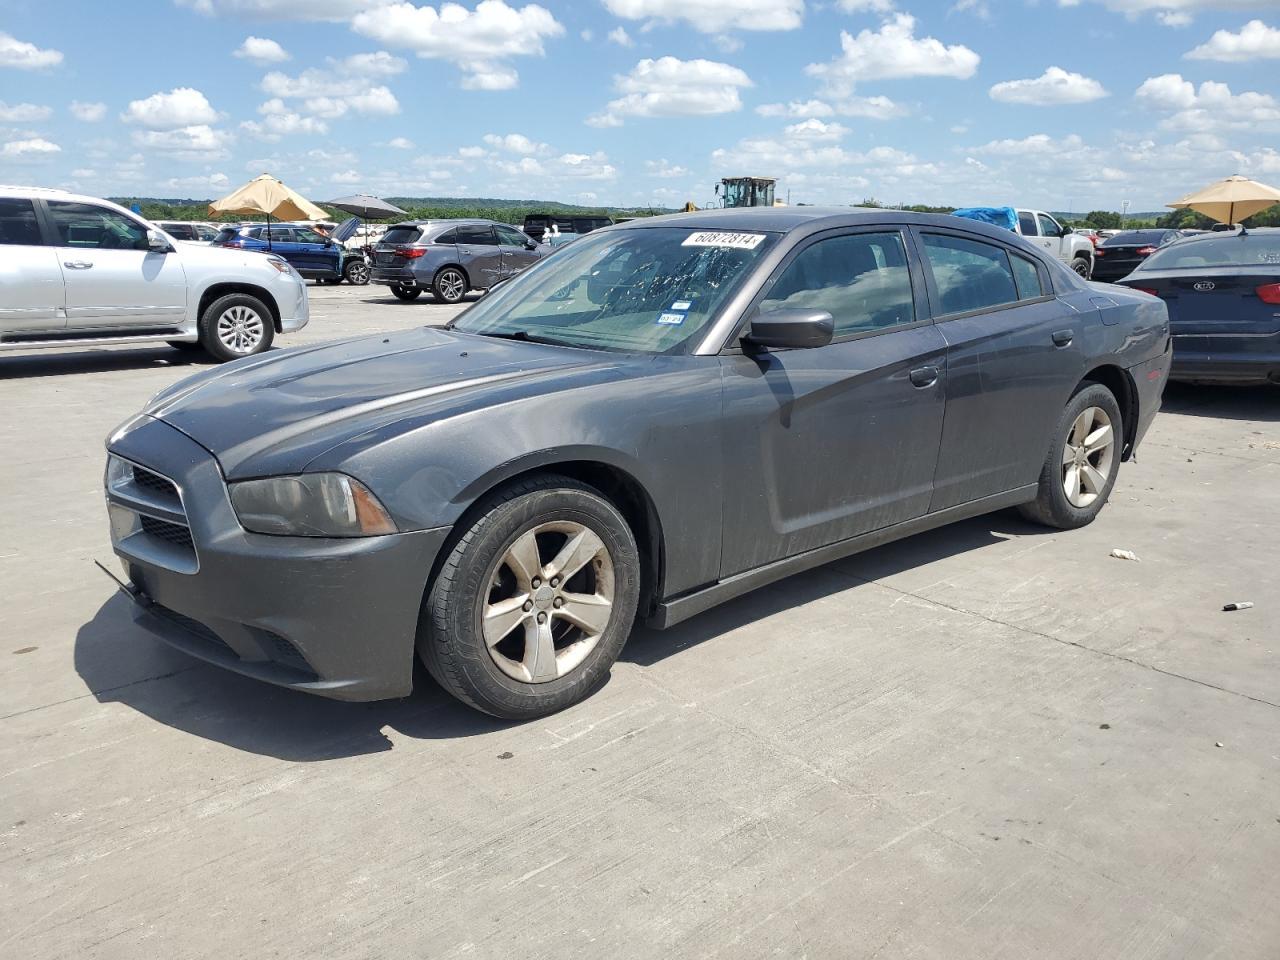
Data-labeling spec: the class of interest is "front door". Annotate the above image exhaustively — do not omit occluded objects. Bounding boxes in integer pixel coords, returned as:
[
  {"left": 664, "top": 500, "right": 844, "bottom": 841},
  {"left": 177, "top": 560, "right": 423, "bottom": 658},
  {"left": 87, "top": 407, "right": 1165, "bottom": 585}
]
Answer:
[
  {"left": 292, "top": 226, "right": 340, "bottom": 277},
  {"left": 915, "top": 228, "right": 1085, "bottom": 510},
  {"left": 719, "top": 228, "right": 948, "bottom": 576},
  {"left": 455, "top": 223, "right": 504, "bottom": 289},
  {"left": 496, "top": 224, "right": 540, "bottom": 279},
  {"left": 0, "top": 196, "right": 65, "bottom": 332},
  {"left": 44, "top": 200, "right": 186, "bottom": 328}
]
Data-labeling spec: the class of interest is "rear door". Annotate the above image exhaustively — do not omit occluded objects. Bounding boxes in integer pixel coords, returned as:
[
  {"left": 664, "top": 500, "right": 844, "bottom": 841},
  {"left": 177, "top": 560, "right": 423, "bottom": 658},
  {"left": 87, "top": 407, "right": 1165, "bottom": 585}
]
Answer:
[
  {"left": 1036, "top": 213, "right": 1066, "bottom": 261},
  {"left": 496, "top": 224, "right": 539, "bottom": 278},
  {"left": 0, "top": 196, "right": 65, "bottom": 333},
  {"left": 915, "top": 228, "right": 1084, "bottom": 510},
  {"left": 718, "top": 227, "right": 948, "bottom": 574},
  {"left": 44, "top": 199, "right": 186, "bottom": 329},
  {"left": 455, "top": 224, "right": 503, "bottom": 288}
]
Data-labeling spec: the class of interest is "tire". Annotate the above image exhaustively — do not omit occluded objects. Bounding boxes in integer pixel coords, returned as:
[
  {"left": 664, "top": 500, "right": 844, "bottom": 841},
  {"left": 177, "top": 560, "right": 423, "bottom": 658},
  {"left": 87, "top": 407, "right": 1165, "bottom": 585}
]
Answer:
[
  {"left": 433, "top": 266, "right": 468, "bottom": 304},
  {"left": 198, "top": 293, "right": 274, "bottom": 363},
  {"left": 344, "top": 258, "right": 370, "bottom": 285},
  {"left": 1071, "top": 257, "right": 1092, "bottom": 279},
  {"left": 1018, "top": 381, "right": 1123, "bottom": 530},
  {"left": 419, "top": 475, "right": 641, "bottom": 720},
  {"left": 390, "top": 284, "right": 421, "bottom": 302}
]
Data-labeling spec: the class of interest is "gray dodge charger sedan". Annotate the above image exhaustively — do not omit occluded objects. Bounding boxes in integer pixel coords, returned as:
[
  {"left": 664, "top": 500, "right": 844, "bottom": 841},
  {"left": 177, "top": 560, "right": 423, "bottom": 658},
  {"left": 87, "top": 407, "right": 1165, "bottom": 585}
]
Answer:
[{"left": 104, "top": 208, "right": 1171, "bottom": 719}]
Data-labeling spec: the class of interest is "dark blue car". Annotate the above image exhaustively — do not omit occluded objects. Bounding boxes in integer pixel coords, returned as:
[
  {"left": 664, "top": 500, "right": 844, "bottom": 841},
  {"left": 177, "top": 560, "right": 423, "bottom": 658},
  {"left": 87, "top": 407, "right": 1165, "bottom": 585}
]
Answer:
[
  {"left": 213, "top": 219, "right": 360, "bottom": 283},
  {"left": 1116, "top": 228, "right": 1280, "bottom": 384}
]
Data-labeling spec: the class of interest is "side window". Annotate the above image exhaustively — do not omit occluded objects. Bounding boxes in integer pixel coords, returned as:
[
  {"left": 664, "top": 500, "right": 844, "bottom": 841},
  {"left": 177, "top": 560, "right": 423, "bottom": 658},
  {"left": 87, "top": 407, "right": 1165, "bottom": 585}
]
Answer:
[
  {"left": 295, "top": 228, "right": 327, "bottom": 244},
  {"left": 922, "top": 233, "right": 1019, "bottom": 315},
  {"left": 457, "top": 224, "right": 498, "bottom": 245},
  {"left": 1018, "top": 211, "right": 1038, "bottom": 236},
  {"left": 434, "top": 228, "right": 458, "bottom": 244},
  {"left": 0, "top": 197, "right": 44, "bottom": 245},
  {"left": 760, "top": 232, "right": 916, "bottom": 337},
  {"left": 496, "top": 225, "right": 528, "bottom": 247},
  {"left": 194, "top": 224, "right": 219, "bottom": 241},
  {"left": 46, "top": 201, "right": 149, "bottom": 250},
  {"left": 1037, "top": 213, "right": 1060, "bottom": 238},
  {"left": 1010, "top": 253, "right": 1044, "bottom": 300}
]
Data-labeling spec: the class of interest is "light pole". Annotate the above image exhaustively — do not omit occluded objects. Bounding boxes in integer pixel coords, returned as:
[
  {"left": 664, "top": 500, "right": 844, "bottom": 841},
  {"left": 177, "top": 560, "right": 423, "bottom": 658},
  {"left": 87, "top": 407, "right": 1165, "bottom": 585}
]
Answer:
[{"left": 1120, "top": 199, "right": 1130, "bottom": 229}]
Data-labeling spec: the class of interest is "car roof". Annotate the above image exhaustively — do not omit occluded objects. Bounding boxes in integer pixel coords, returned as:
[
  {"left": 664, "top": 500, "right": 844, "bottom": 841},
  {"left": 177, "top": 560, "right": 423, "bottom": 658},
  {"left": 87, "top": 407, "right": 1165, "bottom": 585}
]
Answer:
[
  {"left": 610, "top": 206, "right": 1020, "bottom": 241},
  {"left": 387, "top": 218, "right": 495, "bottom": 229},
  {"left": 1160, "top": 226, "right": 1280, "bottom": 248}
]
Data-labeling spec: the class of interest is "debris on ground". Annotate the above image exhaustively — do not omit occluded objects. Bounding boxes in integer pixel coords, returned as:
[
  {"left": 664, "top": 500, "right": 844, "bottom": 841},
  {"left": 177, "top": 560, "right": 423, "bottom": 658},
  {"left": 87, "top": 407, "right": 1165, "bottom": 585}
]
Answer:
[
  {"left": 1222, "top": 602, "right": 1254, "bottom": 612},
  {"left": 1110, "top": 549, "right": 1140, "bottom": 561},
  {"left": 1215, "top": 742, "right": 1224, "bottom": 748}
]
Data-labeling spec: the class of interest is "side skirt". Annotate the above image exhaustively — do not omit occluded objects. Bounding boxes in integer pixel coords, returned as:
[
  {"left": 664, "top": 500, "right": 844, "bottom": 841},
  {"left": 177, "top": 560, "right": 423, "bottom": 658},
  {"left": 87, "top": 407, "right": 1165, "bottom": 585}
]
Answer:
[{"left": 648, "top": 485, "right": 1038, "bottom": 629}]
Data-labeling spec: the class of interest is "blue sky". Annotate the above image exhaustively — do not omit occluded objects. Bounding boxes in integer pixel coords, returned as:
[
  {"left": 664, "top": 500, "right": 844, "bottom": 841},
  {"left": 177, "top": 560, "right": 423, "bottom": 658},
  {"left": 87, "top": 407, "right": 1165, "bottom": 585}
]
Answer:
[{"left": 2, "top": 0, "right": 1279, "bottom": 212}]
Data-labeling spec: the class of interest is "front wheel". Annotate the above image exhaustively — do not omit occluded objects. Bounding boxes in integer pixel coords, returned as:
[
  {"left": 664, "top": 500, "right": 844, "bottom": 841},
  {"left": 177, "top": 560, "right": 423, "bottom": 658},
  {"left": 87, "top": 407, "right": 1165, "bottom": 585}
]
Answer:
[
  {"left": 1071, "top": 257, "right": 1092, "bottom": 279},
  {"left": 198, "top": 293, "right": 274, "bottom": 363},
  {"left": 1018, "top": 382, "right": 1122, "bottom": 529},
  {"left": 419, "top": 475, "right": 641, "bottom": 719},
  {"left": 433, "top": 267, "right": 468, "bottom": 304},
  {"left": 390, "top": 284, "right": 421, "bottom": 301},
  {"left": 344, "top": 258, "right": 370, "bottom": 285}
]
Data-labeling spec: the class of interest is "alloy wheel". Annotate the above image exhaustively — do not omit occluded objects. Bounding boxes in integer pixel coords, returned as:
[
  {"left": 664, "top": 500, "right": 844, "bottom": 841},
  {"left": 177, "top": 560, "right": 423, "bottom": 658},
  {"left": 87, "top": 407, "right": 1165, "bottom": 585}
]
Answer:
[
  {"left": 1061, "top": 406, "right": 1115, "bottom": 508},
  {"left": 346, "top": 259, "right": 370, "bottom": 284},
  {"left": 216, "top": 305, "right": 265, "bottom": 355},
  {"left": 480, "top": 521, "right": 615, "bottom": 684},
  {"left": 438, "top": 269, "right": 466, "bottom": 302}
]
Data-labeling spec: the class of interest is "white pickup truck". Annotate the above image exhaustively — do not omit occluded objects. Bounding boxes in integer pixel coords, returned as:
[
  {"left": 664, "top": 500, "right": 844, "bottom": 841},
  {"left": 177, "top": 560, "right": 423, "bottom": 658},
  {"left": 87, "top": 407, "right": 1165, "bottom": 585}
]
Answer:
[{"left": 1014, "top": 209, "right": 1095, "bottom": 279}]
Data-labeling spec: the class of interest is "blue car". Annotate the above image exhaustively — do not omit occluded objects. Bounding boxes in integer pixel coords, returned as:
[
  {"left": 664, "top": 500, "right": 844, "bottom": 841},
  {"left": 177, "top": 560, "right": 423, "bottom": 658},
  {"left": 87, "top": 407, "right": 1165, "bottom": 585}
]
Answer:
[
  {"left": 213, "top": 218, "right": 361, "bottom": 283},
  {"left": 1116, "top": 228, "right": 1280, "bottom": 384}
]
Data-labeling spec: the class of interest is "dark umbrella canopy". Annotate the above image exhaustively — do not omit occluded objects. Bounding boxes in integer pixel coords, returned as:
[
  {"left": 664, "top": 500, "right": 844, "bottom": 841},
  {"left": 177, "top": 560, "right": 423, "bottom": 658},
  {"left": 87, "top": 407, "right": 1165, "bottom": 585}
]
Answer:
[{"left": 325, "top": 194, "right": 409, "bottom": 219}]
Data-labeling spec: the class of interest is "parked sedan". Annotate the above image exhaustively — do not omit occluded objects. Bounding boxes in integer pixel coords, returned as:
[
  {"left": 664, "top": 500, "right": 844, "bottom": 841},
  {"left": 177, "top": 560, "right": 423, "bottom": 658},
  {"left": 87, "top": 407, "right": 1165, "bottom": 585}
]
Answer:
[
  {"left": 1115, "top": 228, "right": 1280, "bottom": 384},
  {"left": 1092, "top": 229, "right": 1185, "bottom": 282},
  {"left": 104, "top": 208, "right": 1169, "bottom": 719},
  {"left": 370, "top": 219, "right": 542, "bottom": 303}
]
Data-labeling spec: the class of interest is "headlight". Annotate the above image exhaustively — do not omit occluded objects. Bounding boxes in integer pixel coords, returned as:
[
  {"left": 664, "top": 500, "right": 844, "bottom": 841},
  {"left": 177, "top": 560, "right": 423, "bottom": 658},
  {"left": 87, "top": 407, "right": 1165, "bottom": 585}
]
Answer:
[
  {"left": 265, "top": 255, "right": 293, "bottom": 275},
  {"left": 229, "top": 473, "right": 398, "bottom": 537}
]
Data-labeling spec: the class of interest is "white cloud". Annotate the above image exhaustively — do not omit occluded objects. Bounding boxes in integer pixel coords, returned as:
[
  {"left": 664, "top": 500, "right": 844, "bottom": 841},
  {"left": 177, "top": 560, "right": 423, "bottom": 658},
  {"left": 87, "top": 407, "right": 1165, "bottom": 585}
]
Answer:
[
  {"left": 260, "top": 56, "right": 403, "bottom": 118},
  {"left": 387, "top": 136, "right": 415, "bottom": 148},
  {"left": 458, "top": 145, "right": 488, "bottom": 158},
  {"left": 807, "top": 14, "right": 979, "bottom": 97},
  {"left": 233, "top": 36, "right": 290, "bottom": 63},
  {"left": 163, "top": 172, "right": 232, "bottom": 191},
  {"left": 784, "top": 118, "right": 850, "bottom": 141},
  {"left": 989, "top": 67, "right": 1108, "bottom": 105},
  {"left": 972, "top": 132, "right": 1086, "bottom": 156},
  {"left": 132, "top": 125, "right": 233, "bottom": 158},
  {"left": 240, "top": 107, "right": 330, "bottom": 140},
  {"left": 1186, "top": 19, "right": 1280, "bottom": 61},
  {"left": 483, "top": 132, "right": 543, "bottom": 154},
  {"left": 1059, "top": 0, "right": 1278, "bottom": 16},
  {"left": 646, "top": 158, "right": 689, "bottom": 178},
  {"left": 351, "top": 1, "right": 564, "bottom": 91},
  {"left": 1158, "top": 11, "right": 1192, "bottom": 26},
  {"left": 176, "top": 0, "right": 393, "bottom": 20},
  {"left": 0, "top": 32, "right": 63, "bottom": 70},
  {"left": 0, "top": 102, "right": 52, "bottom": 122},
  {"left": 69, "top": 100, "right": 107, "bottom": 122},
  {"left": 588, "top": 56, "right": 752, "bottom": 127},
  {"left": 833, "top": 94, "right": 908, "bottom": 118},
  {"left": 122, "top": 88, "right": 219, "bottom": 129},
  {"left": 951, "top": 0, "right": 991, "bottom": 17},
  {"left": 602, "top": 0, "right": 803, "bottom": 32},
  {"left": 756, "top": 99, "right": 835, "bottom": 118},
  {"left": 1136, "top": 72, "right": 1280, "bottom": 130},
  {"left": 1, "top": 137, "right": 60, "bottom": 157},
  {"left": 838, "top": 0, "right": 894, "bottom": 10},
  {"left": 608, "top": 26, "right": 634, "bottom": 46}
]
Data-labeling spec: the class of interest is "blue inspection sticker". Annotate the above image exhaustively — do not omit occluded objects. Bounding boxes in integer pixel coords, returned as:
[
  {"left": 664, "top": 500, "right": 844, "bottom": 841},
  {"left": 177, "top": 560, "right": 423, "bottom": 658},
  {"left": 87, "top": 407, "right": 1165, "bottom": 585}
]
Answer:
[
  {"left": 669, "top": 300, "right": 693, "bottom": 311},
  {"left": 657, "top": 312, "right": 686, "bottom": 325}
]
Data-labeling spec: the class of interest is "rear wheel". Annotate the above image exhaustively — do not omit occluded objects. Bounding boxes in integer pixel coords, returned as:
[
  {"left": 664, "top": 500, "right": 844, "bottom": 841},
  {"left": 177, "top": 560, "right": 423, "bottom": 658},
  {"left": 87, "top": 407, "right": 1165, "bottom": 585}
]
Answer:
[
  {"left": 419, "top": 475, "right": 640, "bottom": 720},
  {"left": 390, "top": 284, "right": 421, "bottom": 301},
  {"left": 1018, "top": 382, "right": 1122, "bottom": 529},
  {"left": 1071, "top": 257, "right": 1091, "bottom": 279},
  {"left": 433, "top": 267, "right": 468, "bottom": 304},
  {"left": 344, "top": 258, "right": 370, "bottom": 285},
  {"left": 198, "top": 293, "right": 274, "bottom": 363}
]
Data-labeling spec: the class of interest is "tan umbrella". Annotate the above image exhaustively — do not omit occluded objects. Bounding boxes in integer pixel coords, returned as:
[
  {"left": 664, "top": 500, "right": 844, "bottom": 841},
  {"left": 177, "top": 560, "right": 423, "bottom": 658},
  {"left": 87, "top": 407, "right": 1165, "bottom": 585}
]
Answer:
[
  {"left": 208, "top": 172, "right": 328, "bottom": 223},
  {"left": 1168, "top": 174, "right": 1280, "bottom": 225}
]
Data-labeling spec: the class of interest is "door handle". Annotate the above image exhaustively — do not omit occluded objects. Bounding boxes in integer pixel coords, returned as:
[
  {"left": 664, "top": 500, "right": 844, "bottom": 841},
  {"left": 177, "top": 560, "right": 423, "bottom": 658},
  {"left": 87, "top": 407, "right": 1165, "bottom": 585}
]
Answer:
[
  {"left": 1051, "top": 329, "right": 1074, "bottom": 347},
  {"left": 63, "top": 260, "right": 94, "bottom": 269},
  {"left": 908, "top": 365, "right": 940, "bottom": 388}
]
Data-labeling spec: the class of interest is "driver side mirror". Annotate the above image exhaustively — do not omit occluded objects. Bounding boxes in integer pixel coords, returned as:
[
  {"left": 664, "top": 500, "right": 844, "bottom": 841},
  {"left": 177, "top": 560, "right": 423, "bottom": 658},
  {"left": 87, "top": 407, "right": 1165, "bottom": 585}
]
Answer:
[
  {"left": 146, "top": 230, "right": 172, "bottom": 253},
  {"left": 744, "top": 308, "right": 834, "bottom": 350},
  {"left": 525, "top": 241, "right": 537, "bottom": 250}
]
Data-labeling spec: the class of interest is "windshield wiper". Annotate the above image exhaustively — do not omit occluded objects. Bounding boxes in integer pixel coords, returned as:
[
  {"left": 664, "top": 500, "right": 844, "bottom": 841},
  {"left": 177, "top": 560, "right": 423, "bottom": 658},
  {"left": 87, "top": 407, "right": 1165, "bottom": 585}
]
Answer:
[{"left": 470, "top": 329, "right": 574, "bottom": 347}]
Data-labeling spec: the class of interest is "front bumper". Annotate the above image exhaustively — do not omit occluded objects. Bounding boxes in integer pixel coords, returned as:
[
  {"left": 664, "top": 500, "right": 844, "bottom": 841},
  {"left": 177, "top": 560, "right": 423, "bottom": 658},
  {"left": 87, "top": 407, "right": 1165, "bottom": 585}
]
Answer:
[
  {"left": 277, "top": 273, "right": 310, "bottom": 333},
  {"left": 105, "top": 415, "right": 449, "bottom": 701}
]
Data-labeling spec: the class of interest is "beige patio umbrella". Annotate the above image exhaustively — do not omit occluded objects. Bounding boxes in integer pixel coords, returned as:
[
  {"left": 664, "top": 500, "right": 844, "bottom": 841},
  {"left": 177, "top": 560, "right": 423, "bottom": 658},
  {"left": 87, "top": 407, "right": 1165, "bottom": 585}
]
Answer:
[
  {"left": 1167, "top": 174, "right": 1280, "bottom": 225},
  {"left": 208, "top": 173, "right": 329, "bottom": 247}
]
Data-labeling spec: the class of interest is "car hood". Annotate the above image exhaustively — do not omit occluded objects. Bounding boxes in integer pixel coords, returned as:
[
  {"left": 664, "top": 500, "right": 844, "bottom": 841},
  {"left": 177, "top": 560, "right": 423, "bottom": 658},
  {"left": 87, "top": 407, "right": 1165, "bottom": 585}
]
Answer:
[{"left": 144, "top": 327, "right": 642, "bottom": 478}]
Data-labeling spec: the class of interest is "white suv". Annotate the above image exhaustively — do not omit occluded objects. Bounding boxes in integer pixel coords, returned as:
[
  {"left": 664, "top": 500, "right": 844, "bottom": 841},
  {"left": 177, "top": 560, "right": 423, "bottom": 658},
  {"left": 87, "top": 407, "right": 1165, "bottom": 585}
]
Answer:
[{"left": 0, "top": 186, "right": 308, "bottom": 362}]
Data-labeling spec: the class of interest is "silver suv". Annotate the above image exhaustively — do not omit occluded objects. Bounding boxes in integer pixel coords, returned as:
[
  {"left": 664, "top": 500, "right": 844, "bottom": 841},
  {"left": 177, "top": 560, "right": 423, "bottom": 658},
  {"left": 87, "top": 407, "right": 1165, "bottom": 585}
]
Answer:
[
  {"left": 0, "top": 186, "right": 309, "bottom": 362},
  {"left": 369, "top": 219, "right": 543, "bottom": 303}
]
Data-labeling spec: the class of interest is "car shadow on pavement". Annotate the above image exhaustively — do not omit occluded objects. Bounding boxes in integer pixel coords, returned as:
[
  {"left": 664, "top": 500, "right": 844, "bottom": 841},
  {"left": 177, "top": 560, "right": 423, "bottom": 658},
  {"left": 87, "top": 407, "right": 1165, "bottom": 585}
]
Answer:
[
  {"left": 0, "top": 347, "right": 214, "bottom": 380},
  {"left": 74, "top": 594, "right": 516, "bottom": 762},
  {"left": 1161, "top": 382, "right": 1280, "bottom": 422}
]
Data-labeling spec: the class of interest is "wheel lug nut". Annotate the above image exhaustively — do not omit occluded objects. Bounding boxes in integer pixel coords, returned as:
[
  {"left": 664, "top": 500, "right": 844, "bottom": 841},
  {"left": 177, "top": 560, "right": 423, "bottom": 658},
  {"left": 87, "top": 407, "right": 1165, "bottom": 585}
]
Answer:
[
  {"left": 531, "top": 577, "right": 541, "bottom": 588},
  {"left": 537, "top": 612, "right": 547, "bottom": 623},
  {"left": 550, "top": 576, "right": 560, "bottom": 587},
  {"left": 553, "top": 597, "right": 563, "bottom": 608},
  {"left": 523, "top": 600, "right": 533, "bottom": 612}
]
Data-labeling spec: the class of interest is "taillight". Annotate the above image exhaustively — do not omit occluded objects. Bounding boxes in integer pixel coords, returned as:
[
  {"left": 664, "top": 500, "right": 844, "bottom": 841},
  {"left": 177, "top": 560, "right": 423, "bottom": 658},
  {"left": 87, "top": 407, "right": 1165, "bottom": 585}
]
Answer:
[
  {"left": 1257, "top": 283, "right": 1280, "bottom": 304},
  {"left": 219, "top": 239, "right": 243, "bottom": 248},
  {"left": 1134, "top": 287, "right": 1160, "bottom": 297},
  {"left": 1095, "top": 248, "right": 1106, "bottom": 256},
  {"left": 1136, "top": 246, "right": 1156, "bottom": 256},
  {"left": 395, "top": 245, "right": 427, "bottom": 259}
]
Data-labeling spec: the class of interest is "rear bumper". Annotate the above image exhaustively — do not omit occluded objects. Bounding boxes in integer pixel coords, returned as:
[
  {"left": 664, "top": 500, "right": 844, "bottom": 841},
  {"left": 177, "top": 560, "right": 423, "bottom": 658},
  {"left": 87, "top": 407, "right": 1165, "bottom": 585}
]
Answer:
[
  {"left": 1092, "top": 263, "right": 1140, "bottom": 282},
  {"left": 105, "top": 416, "right": 449, "bottom": 702},
  {"left": 1170, "top": 351, "right": 1280, "bottom": 384},
  {"left": 370, "top": 267, "right": 419, "bottom": 285},
  {"left": 1127, "top": 341, "right": 1173, "bottom": 454}
]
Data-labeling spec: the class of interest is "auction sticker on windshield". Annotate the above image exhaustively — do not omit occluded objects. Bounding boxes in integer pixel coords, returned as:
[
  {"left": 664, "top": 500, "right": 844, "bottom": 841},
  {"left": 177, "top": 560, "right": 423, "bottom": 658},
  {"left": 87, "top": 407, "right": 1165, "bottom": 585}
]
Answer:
[{"left": 682, "top": 231, "right": 767, "bottom": 250}]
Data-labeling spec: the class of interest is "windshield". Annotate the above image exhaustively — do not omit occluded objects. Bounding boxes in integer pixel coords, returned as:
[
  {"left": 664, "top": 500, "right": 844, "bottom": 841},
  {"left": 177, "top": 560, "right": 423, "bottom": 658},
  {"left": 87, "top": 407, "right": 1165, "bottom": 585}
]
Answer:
[
  {"left": 1141, "top": 233, "right": 1280, "bottom": 270},
  {"left": 450, "top": 226, "right": 777, "bottom": 354}
]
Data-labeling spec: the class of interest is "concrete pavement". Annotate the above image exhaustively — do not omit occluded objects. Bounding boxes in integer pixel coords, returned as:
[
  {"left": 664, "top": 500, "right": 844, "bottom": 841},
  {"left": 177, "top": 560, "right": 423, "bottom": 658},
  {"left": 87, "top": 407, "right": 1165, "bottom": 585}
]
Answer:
[{"left": 2, "top": 284, "right": 1277, "bottom": 959}]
